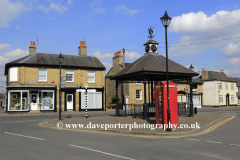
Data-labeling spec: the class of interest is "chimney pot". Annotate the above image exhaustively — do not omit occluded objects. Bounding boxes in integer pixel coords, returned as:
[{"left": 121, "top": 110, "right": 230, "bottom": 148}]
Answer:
[
  {"left": 30, "top": 41, "right": 32, "bottom": 46},
  {"left": 202, "top": 68, "right": 204, "bottom": 71},
  {"left": 80, "top": 41, "right": 83, "bottom": 46},
  {"left": 33, "top": 41, "right": 35, "bottom": 46},
  {"left": 83, "top": 41, "right": 86, "bottom": 46}
]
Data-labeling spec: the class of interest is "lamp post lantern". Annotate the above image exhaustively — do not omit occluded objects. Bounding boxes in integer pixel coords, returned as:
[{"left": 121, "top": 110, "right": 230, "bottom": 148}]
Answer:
[
  {"left": 58, "top": 53, "right": 64, "bottom": 120},
  {"left": 160, "top": 11, "right": 172, "bottom": 132}
]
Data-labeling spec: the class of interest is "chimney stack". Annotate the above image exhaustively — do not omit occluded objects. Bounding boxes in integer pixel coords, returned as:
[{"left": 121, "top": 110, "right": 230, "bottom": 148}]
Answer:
[
  {"left": 29, "top": 41, "right": 36, "bottom": 54},
  {"left": 202, "top": 70, "right": 208, "bottom": 80},
  {"left": 112, "top": 51, "right": 123, "bottom": 73},
  {"left": 78, "top": 41, "right": 87, "bottom": 56}
]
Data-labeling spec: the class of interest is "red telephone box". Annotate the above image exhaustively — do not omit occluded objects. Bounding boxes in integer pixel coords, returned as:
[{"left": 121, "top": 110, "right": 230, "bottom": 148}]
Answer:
[{"left": 155, "top": 81, "right": 178, "bottom": 127}]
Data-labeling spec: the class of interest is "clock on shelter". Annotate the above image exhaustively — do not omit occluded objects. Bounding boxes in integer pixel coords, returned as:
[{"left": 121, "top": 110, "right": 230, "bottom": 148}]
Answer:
[{"left": 144, "top": 26, "right": 159, "bottom": 54}]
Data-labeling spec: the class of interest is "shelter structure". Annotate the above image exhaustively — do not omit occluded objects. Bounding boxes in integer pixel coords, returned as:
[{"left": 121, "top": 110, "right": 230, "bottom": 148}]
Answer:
[{"left": 110, "top": 28, "right": 198, "bottom": 118}]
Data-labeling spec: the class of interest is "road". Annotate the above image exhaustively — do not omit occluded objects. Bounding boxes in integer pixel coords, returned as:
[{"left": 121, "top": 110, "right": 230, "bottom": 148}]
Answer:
[{"left": 0, "top": 107, "right": 239, "bottom": 160}]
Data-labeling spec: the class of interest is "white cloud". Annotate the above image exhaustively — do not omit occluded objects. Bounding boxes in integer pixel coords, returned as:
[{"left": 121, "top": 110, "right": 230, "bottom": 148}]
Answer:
[
  {"left": 93, "top": 7, "right": 106, "bottom": 14},
  {"left": 125, "top": 51, "right": 141, "bottom": 59},
  {"left": 168, "top": 9, "right": 240, "bottom": 57},
  {"left": 3, "top": 48, "right": 28, "bottom": 61},
  {"left": 91, "top": 0, "right": 103, "bottom": 7},
  {"left": 39, "top": 1, "right": 72, "bottom": 13},
  {"left": 223, "top": 69, "right": 240, "bottom": 77},
  {"left": 0, "top": 0, "right": 26, "bottom": 27},
  {"left": 227, "top": 58, "right": 240, "bottom": 66},
  {"left": 0, "top": 56, "right": 10, "bottom": 66},
  {"left": 221, "top": 42, "right": 240, "bottom": 56},
  {"left": 91, "top": 51, "right": 113, "bottom": 60},
  {"left": 115, "top": 5, "right": 142, "bottom": 16},
  {"left": 0, "top": 43, "right": 11, "bottom": 51},
  {"left": 103, "top": 62, "right": 112, "bottom": 72}
]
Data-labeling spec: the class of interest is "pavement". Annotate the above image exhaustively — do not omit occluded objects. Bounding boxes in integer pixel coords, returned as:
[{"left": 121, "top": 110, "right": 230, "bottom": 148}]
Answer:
[{"left": 38, "top": 109, "right": 236, "bottom": 137}]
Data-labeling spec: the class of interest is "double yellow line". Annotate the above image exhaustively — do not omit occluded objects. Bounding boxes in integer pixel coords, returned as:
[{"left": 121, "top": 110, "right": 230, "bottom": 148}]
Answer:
[{"left": 38, "top": 115, "right": 236, "bottom": 139}]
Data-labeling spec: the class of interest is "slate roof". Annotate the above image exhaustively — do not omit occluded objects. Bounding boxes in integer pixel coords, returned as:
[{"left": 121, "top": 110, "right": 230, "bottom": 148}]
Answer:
[
  {"left": 5, "top": 52, "right": 105, "bottom": 75},
  {"left": 173, "top": 77, "right": 203, "bottom": 84},
  {"left": 202, "top": 71, "right": 235, "bottom": 82},
  {"left": 110, "top": 54, "right": 198, "bottom": 81},
  {"left": 229, "top": 77, "right": 240, "bottom": 87}
]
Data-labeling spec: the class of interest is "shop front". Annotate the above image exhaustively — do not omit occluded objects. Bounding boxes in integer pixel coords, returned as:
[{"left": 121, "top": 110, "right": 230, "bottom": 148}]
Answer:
[{"left": 7, "top": 86, "right": 57, "bottom": 112}]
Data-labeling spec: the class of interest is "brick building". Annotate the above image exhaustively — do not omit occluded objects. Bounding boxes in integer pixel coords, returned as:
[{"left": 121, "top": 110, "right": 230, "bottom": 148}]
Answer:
[
  {"left": 4, "top": 41, "right": 105, "bottom": 113},
  {"left": 106, "top": 51, "right": 151, "bottom": 106}
]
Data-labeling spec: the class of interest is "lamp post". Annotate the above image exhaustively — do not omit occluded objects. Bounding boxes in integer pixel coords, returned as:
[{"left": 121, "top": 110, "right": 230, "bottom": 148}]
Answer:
[
  {"left": 160, "top": 11, "right": 172, "bottom": 132},
  {"left": 189, "top": 64, "right": 194, "bottom": 71},
  {"left": 58, "top": 53, "right": 64, "bottom": 120}
]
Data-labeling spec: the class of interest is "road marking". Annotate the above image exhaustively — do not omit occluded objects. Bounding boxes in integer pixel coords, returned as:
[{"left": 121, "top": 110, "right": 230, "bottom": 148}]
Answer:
[
  {"left": 206, "top": 141, "right": 222, "bottom": 144},
  {"left": 69, "top": 144, "right": 135, "bottom": 160},
  {"left": 186, "top": 138, "right": 200, "bottom": 141},
  {"left": 229, "top": 144, "right": 240, "bottom": 147},
  {"left": 4, "top": 132, "right": 45, "bottom": 141}
]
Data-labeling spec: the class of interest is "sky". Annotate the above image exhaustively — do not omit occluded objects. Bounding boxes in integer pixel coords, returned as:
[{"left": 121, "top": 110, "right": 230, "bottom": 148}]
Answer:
[{"left": 1, "top": 0, "right": 240, "bottom": 92}]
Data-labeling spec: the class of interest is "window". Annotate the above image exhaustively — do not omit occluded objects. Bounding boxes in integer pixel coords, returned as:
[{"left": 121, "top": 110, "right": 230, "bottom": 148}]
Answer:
[
  {"left": 9, "top": 91, "right": 28, "bottom": 111},
  {"left": 81, "top": 92, "right": 102, "bottom": 109},
  {"left": 41, "top": 91, "right": 54, "bottom": 110},
  {"left": 88, "top": 71, "right": 95, "bottom": 83},
  {"left": 225, "top": 83, "right": 228, "bottom": 90},
  {"left": 218, "top": 83, "right": 223, "bottom": 90},
  {"left": 66, "top": 70, "right": 74, "bottom": 82},
  {"left": 10, "top": 68, "right": 18, "bottom": 81},
  {"left": 231, "top": 84, "right": 234, "bottom": 90},
  {"left": 136, "top": 89, "right": 142, "bottom": 100},
  {"left": 219, "top": 95, "right": 223, "bottom": 103},
  {"left": 38, "top": 69, "right": 47, "bottom": 81},
  {"left": 231, "top": 95, "right": 235, "bottom": 103}
]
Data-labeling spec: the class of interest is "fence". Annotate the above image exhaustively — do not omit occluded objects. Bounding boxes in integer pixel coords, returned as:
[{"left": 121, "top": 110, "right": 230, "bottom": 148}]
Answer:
[
  {"left": 178, "top": 102, "right": 196, "bottom": 116},
  {"left": 116, "top": 103, "right": 156, "bottom": 119}
]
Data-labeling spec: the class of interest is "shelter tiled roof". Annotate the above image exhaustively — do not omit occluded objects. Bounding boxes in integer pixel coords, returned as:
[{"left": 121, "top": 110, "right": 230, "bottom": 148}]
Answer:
[{"left": 110, "top": 54, "right": 198, "bottom": 81}]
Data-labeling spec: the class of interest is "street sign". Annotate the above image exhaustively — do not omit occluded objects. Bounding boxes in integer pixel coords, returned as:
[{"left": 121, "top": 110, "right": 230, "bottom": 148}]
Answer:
[
  {"left": 76, "top": 89, "right": 86, "bottom": 92},
  {"left": 87, "top": 89, "right": 97, "bottom": 93},
  {"left": 61, "top": 77, "right": 66, "bottom": 81}
]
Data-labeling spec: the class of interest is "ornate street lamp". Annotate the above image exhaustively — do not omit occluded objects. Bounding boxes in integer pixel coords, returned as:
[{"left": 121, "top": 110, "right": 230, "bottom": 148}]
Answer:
[
  {"left": 160, "top": 11, "right": 172, "bottom": 131},
  {"left": 58, "top": 53, "right": 64, "bottom": 120}
]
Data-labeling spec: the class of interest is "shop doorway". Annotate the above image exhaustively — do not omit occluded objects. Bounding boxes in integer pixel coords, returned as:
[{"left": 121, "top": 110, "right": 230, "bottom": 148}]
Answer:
[
  {"left": 66, "top": 94, "right": 73, "bottom": 110},
  {"left": 31, "top": 94, "right": 38, "bottom": 110}
]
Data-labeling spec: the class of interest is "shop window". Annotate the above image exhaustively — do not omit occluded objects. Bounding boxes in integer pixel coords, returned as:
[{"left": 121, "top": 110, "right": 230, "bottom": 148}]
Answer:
[
  {"left": 9, "top": 91, "right": 28, "bottom": 111},
  {"left": 218, "top": 83, "right": 223, "bottom": 90},
  {"left": 41, "top": 92, "right": 54, "bottom": 110},
  {"left": 38, "top": 69, "right": 47, "bottom": 81},
  {"left": 66, "top": 70, "right": 74, "bottom": 82}
]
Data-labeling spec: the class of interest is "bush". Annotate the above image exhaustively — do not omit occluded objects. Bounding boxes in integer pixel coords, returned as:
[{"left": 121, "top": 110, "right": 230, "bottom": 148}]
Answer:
[{"left": 111, "top": 95, "right": 122, "bottom": 104}]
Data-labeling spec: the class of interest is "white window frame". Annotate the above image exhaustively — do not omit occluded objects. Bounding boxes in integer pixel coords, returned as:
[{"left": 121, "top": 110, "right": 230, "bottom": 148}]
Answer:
[
  {"left": 219, "top": 95, "right": 223, "bottom": 103},
  {"left": 218, "top": 83, "right": 223, "bottom": 90},
  {"left": 231, "top": 84, "right": 234, "bottom": 91},
  {"left": 66, "top": 70, "right": 74, "bottom": 82},
  {"left": 10, "top": 68, "right": 18, "bottom": 82},
  {"left": 225, "top": 83, "right": 228, "bottom": 90},
  {"left": 87, "top": 71, "right": 95, "bottom": 83},
  {"left": 231, "top": 95, "right": 235, "bottom": 103},
  {"left": 136, "top": 89, "right": 142, "bottom": 100},
  {"left": 8, "top": 90, "right": 29, "bottom": 111},
  {"left": 40, "top": 90, "right": 55, "bottom": 110},
  {"left": 38, "top": 69, "right": 47, "bottom": 81}
]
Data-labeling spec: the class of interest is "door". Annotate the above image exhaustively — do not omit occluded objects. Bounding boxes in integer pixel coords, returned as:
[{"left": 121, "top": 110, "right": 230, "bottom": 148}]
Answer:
[
  {"left": 67, "top": 94, "right": 73, "bottom": 110},
  {"left": 31, "top": 94, "right": 38, "bottom": 110}
]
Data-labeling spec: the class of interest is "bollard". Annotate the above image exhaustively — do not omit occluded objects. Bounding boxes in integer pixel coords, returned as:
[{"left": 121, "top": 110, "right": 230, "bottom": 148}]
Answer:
[{"left": 194, "top": 107, "right": 197, "bottom": 114}]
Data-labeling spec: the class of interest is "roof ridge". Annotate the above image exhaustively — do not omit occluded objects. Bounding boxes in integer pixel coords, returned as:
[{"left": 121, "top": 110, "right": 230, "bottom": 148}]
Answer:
[{"left": 19, "top": 52, "right": 38, "bottom": 63}]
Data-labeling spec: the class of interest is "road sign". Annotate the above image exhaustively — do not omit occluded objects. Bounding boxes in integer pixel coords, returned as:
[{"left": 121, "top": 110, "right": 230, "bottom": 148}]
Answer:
[
  {"left": 76, "top": 89, "right": 86, "bottom": 92},
  {"left": 87, "top": 89, "right": 97, "bottom": 93}
]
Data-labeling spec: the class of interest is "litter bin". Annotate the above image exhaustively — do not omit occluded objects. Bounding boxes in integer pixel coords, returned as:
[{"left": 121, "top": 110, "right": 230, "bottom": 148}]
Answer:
[{"left": 194, "top": 107, "right": 197, "bottom": 114}]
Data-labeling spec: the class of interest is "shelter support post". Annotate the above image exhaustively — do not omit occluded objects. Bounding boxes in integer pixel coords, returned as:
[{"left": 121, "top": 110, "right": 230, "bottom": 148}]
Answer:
[
  {"left": 116, "top": 80, "right": 118, "bottom": 116},
  {"left": 151, "top": 81, "right": 153, "bottom": 104},
  {"left": 189, "top": 77, "right": 194, "bottom": 117},
  {"left": 144, "top": 78, "right": 147, "bottom": 120}
]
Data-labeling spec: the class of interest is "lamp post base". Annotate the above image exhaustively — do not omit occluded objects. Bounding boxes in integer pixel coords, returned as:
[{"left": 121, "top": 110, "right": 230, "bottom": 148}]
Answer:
[{"left": 166, "top": 128, "right": 172, "bottom": 132}]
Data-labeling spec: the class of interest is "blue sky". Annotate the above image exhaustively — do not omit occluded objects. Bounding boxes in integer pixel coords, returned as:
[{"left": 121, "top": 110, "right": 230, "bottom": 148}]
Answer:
[{"left": 1, "top": 0, "right": 240, "bottom": 91}]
